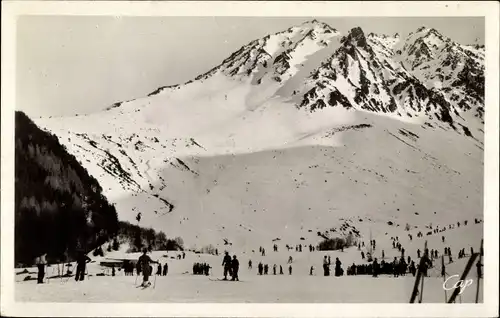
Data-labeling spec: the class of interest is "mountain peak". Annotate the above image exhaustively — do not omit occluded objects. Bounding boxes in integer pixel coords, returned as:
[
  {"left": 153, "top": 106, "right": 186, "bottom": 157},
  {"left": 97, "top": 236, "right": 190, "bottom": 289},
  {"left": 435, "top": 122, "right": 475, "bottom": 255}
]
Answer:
[
  {"left": 300, "top": 19, "right": 337, "bottom": 31},
  {"left": 342, "top": 27, "right": 368, "bottom": 47}
]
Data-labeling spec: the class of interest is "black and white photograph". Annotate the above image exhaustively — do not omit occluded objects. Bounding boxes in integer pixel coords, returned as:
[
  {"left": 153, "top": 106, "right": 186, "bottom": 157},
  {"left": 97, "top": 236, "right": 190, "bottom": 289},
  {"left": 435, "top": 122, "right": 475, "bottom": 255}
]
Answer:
[{"left": 1, "top": 1, "right": 499, "bottom": 317}]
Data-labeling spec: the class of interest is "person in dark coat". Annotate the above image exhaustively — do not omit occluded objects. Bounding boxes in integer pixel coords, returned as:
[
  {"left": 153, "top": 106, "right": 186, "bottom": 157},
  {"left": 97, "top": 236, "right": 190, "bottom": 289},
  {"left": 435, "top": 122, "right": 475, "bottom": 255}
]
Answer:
[
  {"left": 409, "top": 261, "right": 416, "bottom": 276},
  {"left": 157, "top": 263, "right": 162, "bottom": 276},
  {"left": 35, "top": 253, "right": 47, "bottom": 284},
  {"left": 372, "top": 258, "right": 380, "bottom": 277},
  {"left": 279, "top": 265, "right": 284, "bottom": 275},
  {"left": 258, "top": 262, "right": 263, "bottom": 275},
  {"left": 288, "top": 265, "right": 292, "bottom": 275},
  {"left": 323, "top": 256, "right": 330, "bottom": 276},
  {"left": 163, "top": 262, "right": 168, "bottom": 276},
  {"left": 75, "top": 251, "right": 91, "bottom": 282},
  {"left": 222, "top": 252, "right": 232, "bottom": 280},
  {"left": 231, "top": 255, "right": 239, "bottom": 281},
  {"left": 137, "top": 248, "right": 158, "bottom": 287},
  {"left": 334, "top": 258, "right": 342, "bottom": 277}
]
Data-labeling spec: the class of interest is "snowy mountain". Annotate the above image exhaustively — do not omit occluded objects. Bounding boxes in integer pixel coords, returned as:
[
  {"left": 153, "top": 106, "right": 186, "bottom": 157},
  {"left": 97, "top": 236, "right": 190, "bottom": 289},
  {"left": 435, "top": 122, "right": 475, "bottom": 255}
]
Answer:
[{"left": 33, "top": 20, "right": 484, "bottom": 251}]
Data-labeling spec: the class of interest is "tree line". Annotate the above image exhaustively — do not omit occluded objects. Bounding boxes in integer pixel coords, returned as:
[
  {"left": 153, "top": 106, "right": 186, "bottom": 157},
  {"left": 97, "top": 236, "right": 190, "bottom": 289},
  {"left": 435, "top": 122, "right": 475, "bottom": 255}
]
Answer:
[{"left": 15, "top": 111, "right": 119, "bottom": 266}]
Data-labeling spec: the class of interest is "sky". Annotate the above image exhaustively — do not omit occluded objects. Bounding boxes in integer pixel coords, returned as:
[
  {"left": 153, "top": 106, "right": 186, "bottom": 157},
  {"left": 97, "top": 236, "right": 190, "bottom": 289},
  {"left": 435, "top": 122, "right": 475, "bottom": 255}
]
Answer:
[{"left": 16, "top": 16, "right": 484, "bottom": 118}]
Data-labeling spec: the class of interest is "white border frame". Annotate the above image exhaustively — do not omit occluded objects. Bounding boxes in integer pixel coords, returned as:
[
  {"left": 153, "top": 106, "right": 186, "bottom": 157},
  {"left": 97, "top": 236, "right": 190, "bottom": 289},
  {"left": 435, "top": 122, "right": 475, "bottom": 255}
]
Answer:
[{"left": 2, "top": 1, "right": 499, "bottom": 317}]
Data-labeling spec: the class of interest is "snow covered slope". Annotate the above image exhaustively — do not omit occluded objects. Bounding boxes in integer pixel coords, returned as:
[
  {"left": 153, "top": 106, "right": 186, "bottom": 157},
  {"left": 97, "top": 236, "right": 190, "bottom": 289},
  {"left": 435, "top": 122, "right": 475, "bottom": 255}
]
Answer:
[{"left": 34, "top": 20, "right": 484, "bottom": 251}]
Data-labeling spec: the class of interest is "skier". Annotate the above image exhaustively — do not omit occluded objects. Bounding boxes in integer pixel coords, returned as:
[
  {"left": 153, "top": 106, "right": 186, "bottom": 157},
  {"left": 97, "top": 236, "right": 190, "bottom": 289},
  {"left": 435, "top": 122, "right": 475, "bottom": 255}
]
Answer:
[
  {"left": 137, "top": 248, "right": 158, "bottom": 287},
  {"left": 231, "top": 255, "right": 239, "bottom": 281},
  {"left": 162, "top": 262, "right": 168, "bottom": 276},
  {"left": 261, "top": 248, "right": 266, "bottom": 256},
  {"left": 35, "top": 253, "right": 47, "bottom": 284},
  {"left": 288, "top": 265, "right": 292, "bottom": 275},
  {"left": 279, "top": 265, "right": 284, "bottom": 275},
  {"left": 288, "top": 256, "right": 293, "bottom": 264},
  {"left": 75, "top": 250, "right": 91, "bottom": 282},
  {"left": 222, "top": 252, "right": 232, "bottom": 280},
  {"left": 248, "top": 260, "right": 253, "bottom": 270}
]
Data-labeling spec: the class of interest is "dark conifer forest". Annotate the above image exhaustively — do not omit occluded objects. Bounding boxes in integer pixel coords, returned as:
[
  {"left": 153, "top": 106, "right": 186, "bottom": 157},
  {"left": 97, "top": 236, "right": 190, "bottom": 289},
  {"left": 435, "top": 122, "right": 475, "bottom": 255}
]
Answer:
[{"left": 15, "top": 111, "right": 119, "bottom": 266}]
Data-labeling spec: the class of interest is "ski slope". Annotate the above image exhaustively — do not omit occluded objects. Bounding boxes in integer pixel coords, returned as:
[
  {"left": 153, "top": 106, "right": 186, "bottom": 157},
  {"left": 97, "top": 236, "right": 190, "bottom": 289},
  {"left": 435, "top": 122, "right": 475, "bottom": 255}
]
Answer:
[
  {"left": 33, "top": 21, "right": 484, "bottom": 254},
  {"left": 15, "top": 220, "right": 483, "bottom": 303}
]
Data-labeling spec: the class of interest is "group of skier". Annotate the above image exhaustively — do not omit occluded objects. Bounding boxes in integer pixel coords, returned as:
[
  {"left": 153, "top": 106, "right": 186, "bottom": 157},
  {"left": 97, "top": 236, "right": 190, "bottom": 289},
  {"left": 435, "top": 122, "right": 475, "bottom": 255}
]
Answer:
[
  {"left": 192, "top": 262, "right": 210, "bottom": 275},
  {"left": 221, "top": 252, "right": 240, "bottom": 281},
  {"left": 255, "top": 262, "right": 293, "bottom": 275}
]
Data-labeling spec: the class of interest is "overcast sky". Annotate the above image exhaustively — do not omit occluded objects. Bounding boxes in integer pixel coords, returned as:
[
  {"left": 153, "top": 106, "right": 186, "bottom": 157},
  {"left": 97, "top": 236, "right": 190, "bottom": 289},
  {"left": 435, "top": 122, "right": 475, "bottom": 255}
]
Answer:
[{"left": 16, "top": 16, "right": 484, "bottom": 118}]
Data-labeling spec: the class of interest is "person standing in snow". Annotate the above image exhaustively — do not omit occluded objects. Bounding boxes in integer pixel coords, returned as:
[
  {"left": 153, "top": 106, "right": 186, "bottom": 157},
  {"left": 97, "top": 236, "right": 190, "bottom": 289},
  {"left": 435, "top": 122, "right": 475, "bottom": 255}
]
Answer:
[
  {"left": 156, "top": 263, "right": 162, "bottom": 276},
  {"left": 273, "top": 264, "right": 277, "bottom": 275},
  {"left": 372, "top": 258, "right": 379, "bottom": 278},
  {"left": 410, "top": 261, "right": 416, "bottom": 276},
  {"left": 231, "top": 255, "right": 239, "bottom": 281},
  {"left": 163, "top": 262, "right": 168, "bottom": 276},
  {"left": 137, "top": 248, "right": 158, "bottom": 287},
  {"left": 258, "top": 262, "right": 263, "bottom": 275},
  {"left": 310, "top": 266, "right": 314, "bottom": 276},
  {"left": 334, "top": 258, "right": 342, "bottom": 277},
  {"left": 248, "top": 260, "right": 252, "bottom": 270},
  {"left": 75, "top": 251, "right": 91, "bottom": 282},
  {"left": 392, "top": 257, "right": 399, "bottom": 278},
  {"left": 288, "top": 265, "right": 292, "bottom": 275},
  {"left": 323, "top": 256, "right": 329, "bottom": 276},
  {"left": 279, "top": 265, "right": 284, "bottom": 275},
  {"left": 35, "top": 253, "right": 47, "bottom": 284},
  {"left": 222, "top": 252, "right": 232, "bottom": 280}
]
